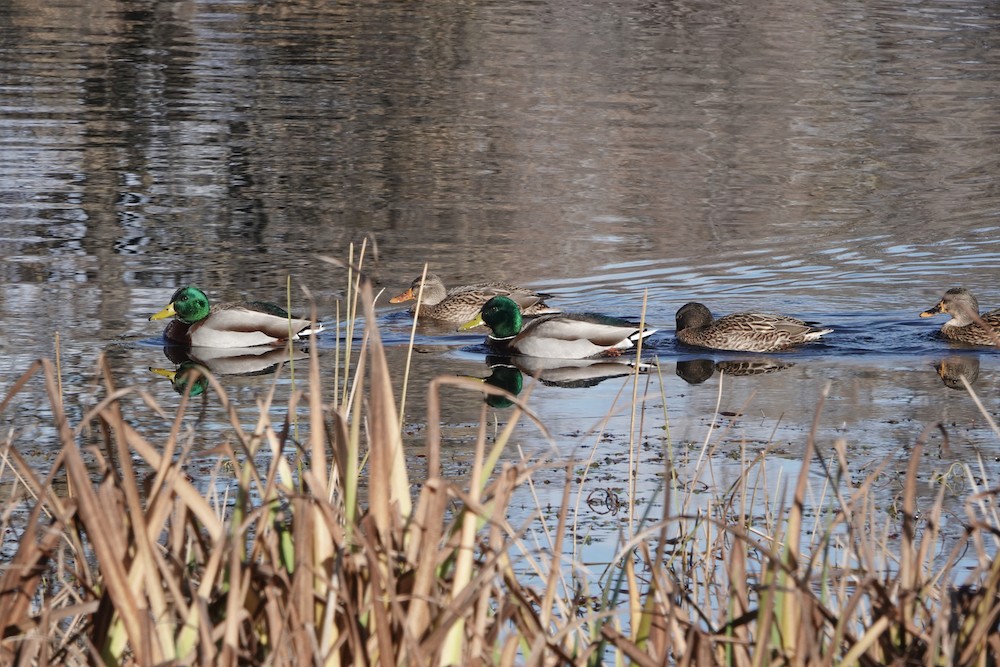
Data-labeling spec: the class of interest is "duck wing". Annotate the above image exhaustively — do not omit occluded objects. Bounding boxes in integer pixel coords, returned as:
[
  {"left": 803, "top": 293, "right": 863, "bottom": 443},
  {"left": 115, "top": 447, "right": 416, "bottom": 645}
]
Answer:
[
  {"left": 678, "top": 311, "right": 831, "bottom": 353},
  {"left": 190, "top": 304, "right": 317, "bottom": 347},
  {"left": 526, "top": 313, "right": 643, "bottom": 343},
  {"left": 240, "top": 300, "right": 291, "bottom": 318},
  {"left": 719, "top": 312, "right": 812, "bottom": 336},
  {"left": 505, "top": 313, "right": 655, "bottom": 359},
  {"left": 451, "top": 282, "right": 545, "bottom": 301},
  {"left": 979, "top": 308, "right": 1000, "bottom": 328},
  {"left": 220, "top": 302, "right": 316, "bottom": 333},
  {"left": 450, "top": 283, "right": 559, "bottom": 316}
]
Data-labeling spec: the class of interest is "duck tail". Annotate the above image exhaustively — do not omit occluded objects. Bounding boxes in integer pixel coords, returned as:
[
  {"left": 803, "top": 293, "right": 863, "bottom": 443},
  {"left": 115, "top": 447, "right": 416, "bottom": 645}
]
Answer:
[
  {"left": 804, "top": 328, "right": 833, "bottom": 342},
  {"left": 628, "top": 327, "right": 658, "bottom": 345},
  {"left": 295, "top": 323, "right": 326, "bottom": 339}
]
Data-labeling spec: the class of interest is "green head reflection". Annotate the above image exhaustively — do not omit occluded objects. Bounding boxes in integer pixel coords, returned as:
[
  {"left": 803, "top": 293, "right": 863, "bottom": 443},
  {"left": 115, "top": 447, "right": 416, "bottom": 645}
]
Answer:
[
  {"left": 150, "top": 362, "right": 211, "bottom": 397},
  {"left": 483, "top": 364, "right": 523, "bottom": 408}
]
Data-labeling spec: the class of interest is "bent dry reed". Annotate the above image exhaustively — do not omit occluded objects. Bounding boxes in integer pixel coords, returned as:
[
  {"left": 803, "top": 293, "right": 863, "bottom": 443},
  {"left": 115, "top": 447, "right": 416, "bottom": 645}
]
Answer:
[{"left": 2, "top": 264, "right": 1000, "bottom": 664}]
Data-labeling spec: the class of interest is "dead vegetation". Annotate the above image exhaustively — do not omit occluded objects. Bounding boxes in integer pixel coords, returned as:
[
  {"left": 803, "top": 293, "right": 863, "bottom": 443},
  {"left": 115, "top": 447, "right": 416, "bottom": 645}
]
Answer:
[{"left": 1, "top": 260, "right": 999, "bottom": 665}]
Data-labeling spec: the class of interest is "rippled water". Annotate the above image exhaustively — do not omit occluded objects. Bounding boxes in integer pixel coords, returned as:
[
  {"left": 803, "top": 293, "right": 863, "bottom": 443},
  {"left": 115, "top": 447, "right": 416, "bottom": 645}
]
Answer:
[{"left": 2, "top": 0, "right": 1000, "bottom": 565}]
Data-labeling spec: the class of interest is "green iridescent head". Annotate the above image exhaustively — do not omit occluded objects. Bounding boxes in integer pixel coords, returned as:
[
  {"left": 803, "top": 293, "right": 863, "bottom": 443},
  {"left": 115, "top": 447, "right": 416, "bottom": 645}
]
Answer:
[
  {"left": 459, "top": 296, "right": 523, "bottom": 337},
  {"left": 150, "top": 286, "right": 212, "bottom": 324}
]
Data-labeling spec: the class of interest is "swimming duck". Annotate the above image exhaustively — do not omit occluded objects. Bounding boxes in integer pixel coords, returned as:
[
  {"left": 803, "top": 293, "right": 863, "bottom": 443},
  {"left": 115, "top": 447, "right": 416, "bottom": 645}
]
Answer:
[
  {"left": 389, "top": 273, "right": 559, "bottom": 323},
  {"left": 459, "top": 296, "right": 656, "bottom": 359},
  {"left": 149, "top": 286, "right": 321, "bottom": 348},
  {"left": 675, "top": 302, "right": 832, "bottom": 352},
  {"left": 920, "top": 287, "right": 1000, "bottom": 346}
]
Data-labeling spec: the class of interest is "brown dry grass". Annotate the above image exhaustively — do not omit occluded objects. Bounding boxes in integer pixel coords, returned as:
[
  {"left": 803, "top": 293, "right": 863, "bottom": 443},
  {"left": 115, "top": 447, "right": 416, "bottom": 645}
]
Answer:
[{"left": 1, "top": 264, "right": 999, "bottom": 665}]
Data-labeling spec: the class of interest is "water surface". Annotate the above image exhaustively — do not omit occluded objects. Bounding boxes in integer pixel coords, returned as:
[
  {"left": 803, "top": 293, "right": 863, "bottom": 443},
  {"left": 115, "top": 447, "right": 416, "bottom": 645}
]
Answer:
[{"left": 2, "top": 0, "right": 1000, "bottom": 571}]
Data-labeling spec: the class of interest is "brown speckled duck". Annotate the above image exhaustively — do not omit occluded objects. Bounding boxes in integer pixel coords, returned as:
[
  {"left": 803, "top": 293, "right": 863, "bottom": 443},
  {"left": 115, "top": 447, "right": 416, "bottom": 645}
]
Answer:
[
  {"left": 675, "top": 302, "right": 832, "bottom": 353},
  {"left": 389, "top": 273, "right": 559, "bottom": 323},
  {"left": 920, "top": 288, "right": 1000, "bottom": 346}
]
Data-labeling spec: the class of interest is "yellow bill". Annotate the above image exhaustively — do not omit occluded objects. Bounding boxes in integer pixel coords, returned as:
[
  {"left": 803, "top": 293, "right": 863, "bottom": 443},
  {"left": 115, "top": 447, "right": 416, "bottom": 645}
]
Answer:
[
  {"left": 458, "top": 313, "right": 486, "bottom": 331},
  {"left": 149, "top": 367, "right": 177, "bottom": 382},
  {"left": 149, "top": 302, "right": 177, "bottom": 321}
]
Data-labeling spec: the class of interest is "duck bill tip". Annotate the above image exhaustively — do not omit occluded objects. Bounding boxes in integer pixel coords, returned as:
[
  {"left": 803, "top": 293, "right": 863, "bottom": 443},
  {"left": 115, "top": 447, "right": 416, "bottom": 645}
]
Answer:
[
  {"left": 149, "top": 367, "right": 177, "bottom": 381},
  {"left": 389, "top": 289, "right": 414, "bottom": 304},
  {"left": 149, "top": 303, "right": 177, "bottom": 321},
  {"left": 458, "top": 315, "right": 485, "bottom": 331}
]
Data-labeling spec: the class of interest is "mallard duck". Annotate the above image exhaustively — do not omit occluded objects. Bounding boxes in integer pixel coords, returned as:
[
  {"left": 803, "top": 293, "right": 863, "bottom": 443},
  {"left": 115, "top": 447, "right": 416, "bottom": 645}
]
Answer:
[
  {"left": 149, "top": 286, "right": 322, "bottom": 348},
  {"left": 675, "top": 302, "right": 832, "bottom": 352},
  {"left": 459, "top": 296, "right": 656, "bottom": 359},
  {"left": 389, "top": 273, "right": 559, "bottom": 323},
  {"left": 919, "top": 288, "right": 1000, "bottom": 346}
]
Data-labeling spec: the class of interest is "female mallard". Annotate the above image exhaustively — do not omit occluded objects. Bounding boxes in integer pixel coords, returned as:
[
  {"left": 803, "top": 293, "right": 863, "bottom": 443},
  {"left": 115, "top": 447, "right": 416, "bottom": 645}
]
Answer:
[
  {"left": 675, "top": 302, "right": 832, "bottom": 352},
  {"left": 389, "top": 273, "right": 559, "bottom": 323},
  {"left": 920, "top": 288, "right": 1000, "bottom": 346},
  {"left": 149, "top": 286, "right": 321, "bottom": 348},
  {"left": 459, "top": 296, "right": 656, "bottom": 359}
]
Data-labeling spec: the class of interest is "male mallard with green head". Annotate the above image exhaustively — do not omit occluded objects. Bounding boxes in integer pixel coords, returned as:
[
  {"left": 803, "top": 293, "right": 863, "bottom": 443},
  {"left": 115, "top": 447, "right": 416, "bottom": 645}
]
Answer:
[
  {"left": 149, "top": 286, "right": 321, "bottom": 348},
  {"left": 459, "top": 296, "right": 655, "bottom": 359}
]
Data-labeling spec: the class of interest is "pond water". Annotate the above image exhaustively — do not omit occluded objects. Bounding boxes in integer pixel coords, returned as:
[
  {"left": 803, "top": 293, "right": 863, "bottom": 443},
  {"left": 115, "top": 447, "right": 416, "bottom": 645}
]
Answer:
[{"left": 2, "top": 0, "right": 1000, "bottom": 575}]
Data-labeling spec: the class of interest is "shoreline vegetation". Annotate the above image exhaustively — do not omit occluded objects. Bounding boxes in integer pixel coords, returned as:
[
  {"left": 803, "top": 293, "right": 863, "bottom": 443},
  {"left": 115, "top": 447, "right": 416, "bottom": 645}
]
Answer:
[{"left": 2, "top": 256, "right": 1000, "bottom": 665}]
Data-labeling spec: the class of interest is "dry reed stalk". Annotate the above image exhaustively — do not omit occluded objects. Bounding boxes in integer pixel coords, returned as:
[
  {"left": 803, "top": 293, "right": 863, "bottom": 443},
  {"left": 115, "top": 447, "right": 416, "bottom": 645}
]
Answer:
[
  {"left": 5, "top": 265, "right": 1000, "bottom": 665},
  {"left": 0, "top": 501, "right": 67, "bottom": 663},
  {"left": 41, "top": 358, "right": 149, "bottom": 664},
  {"left": 358, "top": 272, "right": 411, "bottom": 533},
  {"left": 438, "top": 407, "right": 488, "bottom": 666},
  {"left": 396, "top": 262, "right": 429, "bottom": 426}
]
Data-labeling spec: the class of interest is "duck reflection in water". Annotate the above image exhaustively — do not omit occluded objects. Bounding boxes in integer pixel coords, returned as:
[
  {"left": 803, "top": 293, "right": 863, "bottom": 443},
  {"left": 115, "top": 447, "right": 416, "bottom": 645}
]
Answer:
[
  {"left": 478, "top": 362, "right": 523, "bottom": 409},
  {"left": 500, "top": 355, "right": 654, "bottom": 389},
  {"left": 473, "top": 355, "right": 656, "bottom": 407},
  {"left": 675, "top": 358, "right": 796, "bottom": 385},
  {"left": 151, "top": 344, "right": 312, "bottom": 395},
  {"left": 934, "top": 355, "right": 980, "bottom": 390},
  {"left": 150, "top": 362, "right": 212, "bottom": 397}
]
